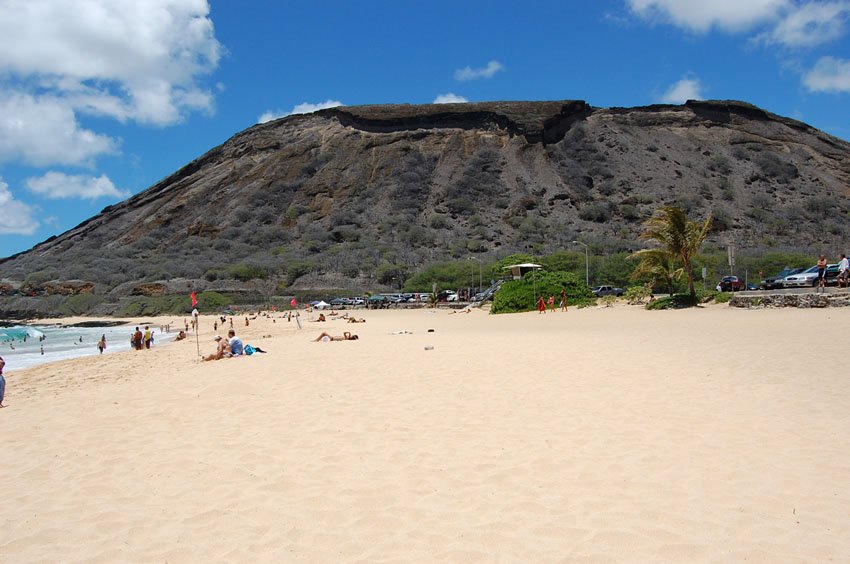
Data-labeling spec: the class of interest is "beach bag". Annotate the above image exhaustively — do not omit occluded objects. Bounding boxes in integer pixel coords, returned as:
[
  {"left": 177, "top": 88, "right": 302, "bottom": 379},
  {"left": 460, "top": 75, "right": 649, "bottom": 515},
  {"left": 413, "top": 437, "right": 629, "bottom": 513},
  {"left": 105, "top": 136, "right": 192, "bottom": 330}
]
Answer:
[{"left": 244, "top": 344, "right": 255, "bottom": 355}]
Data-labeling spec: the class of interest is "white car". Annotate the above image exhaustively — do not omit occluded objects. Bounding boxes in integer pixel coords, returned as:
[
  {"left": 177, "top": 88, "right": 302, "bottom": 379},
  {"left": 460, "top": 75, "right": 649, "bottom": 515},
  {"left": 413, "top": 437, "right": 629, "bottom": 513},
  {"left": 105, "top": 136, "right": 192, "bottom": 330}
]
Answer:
[{"left": 782, "top": 265, "right": 825, "bottom": 288}]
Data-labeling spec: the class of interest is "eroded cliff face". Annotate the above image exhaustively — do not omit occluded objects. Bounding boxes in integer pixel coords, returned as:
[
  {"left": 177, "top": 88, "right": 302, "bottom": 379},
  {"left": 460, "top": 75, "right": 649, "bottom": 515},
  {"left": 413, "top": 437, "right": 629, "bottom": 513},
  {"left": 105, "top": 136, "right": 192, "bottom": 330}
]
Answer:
[{"left": 1, "top": 99, "right": 849, "bottom": 298}]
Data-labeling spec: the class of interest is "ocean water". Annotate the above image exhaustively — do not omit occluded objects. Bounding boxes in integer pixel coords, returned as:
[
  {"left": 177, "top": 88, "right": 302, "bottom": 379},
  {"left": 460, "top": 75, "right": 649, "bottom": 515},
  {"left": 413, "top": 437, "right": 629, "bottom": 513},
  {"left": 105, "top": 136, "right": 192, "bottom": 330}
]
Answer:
[{"left": 0, "top": 323, "right": 176, "bottom": 370}]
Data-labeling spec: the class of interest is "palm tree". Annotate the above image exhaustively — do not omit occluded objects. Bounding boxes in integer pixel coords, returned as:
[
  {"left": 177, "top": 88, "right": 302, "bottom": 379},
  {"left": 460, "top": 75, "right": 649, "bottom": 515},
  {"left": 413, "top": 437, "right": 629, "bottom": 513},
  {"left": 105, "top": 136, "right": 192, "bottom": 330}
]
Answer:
[
  {"left": 629, "top": 247, "right": 682, "bottom": 296},
  {"left": 638, "top": 206, "right": 712, "bottom": 299}
]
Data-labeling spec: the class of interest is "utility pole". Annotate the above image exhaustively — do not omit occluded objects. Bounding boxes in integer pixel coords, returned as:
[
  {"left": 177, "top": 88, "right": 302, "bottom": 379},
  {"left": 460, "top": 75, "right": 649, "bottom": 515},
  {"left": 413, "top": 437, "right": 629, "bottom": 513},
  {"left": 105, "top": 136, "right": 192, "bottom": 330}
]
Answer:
[{"left": 573, "top": 240, "right": 589, "bottom": 287}]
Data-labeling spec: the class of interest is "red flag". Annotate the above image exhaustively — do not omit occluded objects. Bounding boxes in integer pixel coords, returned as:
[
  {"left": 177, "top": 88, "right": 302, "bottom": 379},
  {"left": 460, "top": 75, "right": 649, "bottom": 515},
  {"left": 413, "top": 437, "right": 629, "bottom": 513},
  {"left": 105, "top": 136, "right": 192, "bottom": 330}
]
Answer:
[
  {"left": 290, "top": 298, "right": 297, "bottom": 308},
  {"left": 191, "top": 291, "right": 197, "bottom": 307}
]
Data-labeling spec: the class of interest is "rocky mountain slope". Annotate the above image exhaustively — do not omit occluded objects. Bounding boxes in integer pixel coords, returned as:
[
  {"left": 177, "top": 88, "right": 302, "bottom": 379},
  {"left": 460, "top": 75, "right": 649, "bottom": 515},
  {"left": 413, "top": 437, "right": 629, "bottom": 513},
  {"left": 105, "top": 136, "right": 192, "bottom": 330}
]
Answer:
[{"left": 1, "top": 99, "right": 849, "bottom": 304}]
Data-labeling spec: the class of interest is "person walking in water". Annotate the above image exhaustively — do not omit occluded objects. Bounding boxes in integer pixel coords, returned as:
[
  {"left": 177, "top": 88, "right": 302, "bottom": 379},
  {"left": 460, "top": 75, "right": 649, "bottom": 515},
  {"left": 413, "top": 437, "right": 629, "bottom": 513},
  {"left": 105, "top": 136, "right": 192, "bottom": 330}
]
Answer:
[{"left": 97, "top": 334, "right": 107, "bottom": 354}]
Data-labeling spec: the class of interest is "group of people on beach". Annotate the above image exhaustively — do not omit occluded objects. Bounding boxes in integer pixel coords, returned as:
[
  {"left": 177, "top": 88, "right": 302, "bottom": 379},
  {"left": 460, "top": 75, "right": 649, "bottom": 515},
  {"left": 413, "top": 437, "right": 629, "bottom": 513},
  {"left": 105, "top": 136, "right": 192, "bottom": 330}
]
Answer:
[
  {"left": 813, "top": 253, "right": 850, "bottom": 292},
  {"left": 130, "top": 326, "right": 155, "bottom": 350},
  {"left": 202, "top": 329, "right": 267, "bottom": 360},
  {"left": 537, "top": 290, "right": 569, "bottom": 313}
]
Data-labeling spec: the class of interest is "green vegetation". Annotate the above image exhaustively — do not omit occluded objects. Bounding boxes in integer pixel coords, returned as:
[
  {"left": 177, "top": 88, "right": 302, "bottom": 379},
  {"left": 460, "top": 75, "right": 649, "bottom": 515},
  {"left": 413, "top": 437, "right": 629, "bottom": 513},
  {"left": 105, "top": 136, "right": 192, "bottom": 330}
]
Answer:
[
  {"left": 491, "top": 271, "right": 594, "bottom": 314},
  {"left": 58, "top": 294, "right": 104, "bottom": 316},
  {"left": 24, "top": 270, "right": 59, "bottom": 286},
  {"left": 228, "top": 263, "right": 268, "bottom": 281},
  {"left": 624, "top": 284, "right": 653, "bottom": 304},
  {"left": 629, "top": 248, "right": 681, "bottom": 296},
  {"left": 117, "top": 291, "right": 231, "bottom": 316},
  {"left": 713, "top": 291, "right": 733, "bottom": 304},
  {"left": 645, "top": 293, "right": 698, "bottom": 310},
  {"left": 633, "top": 206, "right": 712, "bottom": 300}
]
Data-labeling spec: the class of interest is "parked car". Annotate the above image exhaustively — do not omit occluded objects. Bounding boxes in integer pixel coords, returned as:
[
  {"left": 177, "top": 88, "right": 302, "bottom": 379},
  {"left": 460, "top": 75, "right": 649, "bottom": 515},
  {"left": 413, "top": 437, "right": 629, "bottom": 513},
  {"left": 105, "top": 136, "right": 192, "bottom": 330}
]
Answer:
[
  {"left": 718, "top": 276, "right": 747, "bottom": 292},
  {"left": 591, "top": 285, "right": 624, "bottom": 297},
  {"left": 782, "top": 264, "right": 840, "bottom": 287},
  {"left": 760, "top": 267, "right": 805, "bottom": 290},
  {"left": 366, "top": 294, "right": 389, "bottom": 308},
  {"left": 436, "top": 290, "right": 457, "bottom": 302}
]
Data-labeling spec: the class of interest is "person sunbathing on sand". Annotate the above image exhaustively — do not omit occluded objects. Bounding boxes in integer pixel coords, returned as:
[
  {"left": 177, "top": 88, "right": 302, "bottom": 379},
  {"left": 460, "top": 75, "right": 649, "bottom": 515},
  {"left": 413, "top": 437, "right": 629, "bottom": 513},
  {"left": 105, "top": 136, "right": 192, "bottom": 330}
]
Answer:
[
  {"left": 313, "top": 331, "right": 359, "bottom": 342},
  {"left": 202, "top": 335, "right": 229, "bottom": 361},
  {"left": 347, "top": 317, "right": 366, "bottom": 323}
]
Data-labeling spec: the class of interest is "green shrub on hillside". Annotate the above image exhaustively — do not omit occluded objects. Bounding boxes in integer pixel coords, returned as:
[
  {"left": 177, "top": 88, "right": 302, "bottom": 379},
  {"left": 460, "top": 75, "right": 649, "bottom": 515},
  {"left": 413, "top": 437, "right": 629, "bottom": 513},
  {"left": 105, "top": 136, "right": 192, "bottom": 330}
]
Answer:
[
  {"left": 58, "top": 294, "right": 104, "bottom": 316},
  {"left": 228, "top": 263, "right": 268, "bottom": 281},
  {"left": 491, "top": 271, "right": 594, "bottom": 314},
  {"left": 117, "top": 291, "right": 231, "bottom": 316}
]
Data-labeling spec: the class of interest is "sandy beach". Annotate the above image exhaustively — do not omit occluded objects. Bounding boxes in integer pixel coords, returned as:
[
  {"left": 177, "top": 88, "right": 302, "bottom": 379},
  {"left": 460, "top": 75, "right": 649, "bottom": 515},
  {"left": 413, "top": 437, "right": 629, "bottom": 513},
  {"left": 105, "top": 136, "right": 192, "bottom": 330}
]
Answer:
[{"left": 1, "top": 304, "right": 849, "bottom": 562}]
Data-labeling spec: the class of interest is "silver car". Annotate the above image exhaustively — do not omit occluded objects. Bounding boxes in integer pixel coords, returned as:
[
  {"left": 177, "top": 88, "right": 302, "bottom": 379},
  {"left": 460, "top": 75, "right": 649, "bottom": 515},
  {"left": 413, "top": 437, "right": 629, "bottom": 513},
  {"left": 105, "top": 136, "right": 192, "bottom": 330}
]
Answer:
[{"left": 782, "top": 265, "right": 821, "bottom": 287}]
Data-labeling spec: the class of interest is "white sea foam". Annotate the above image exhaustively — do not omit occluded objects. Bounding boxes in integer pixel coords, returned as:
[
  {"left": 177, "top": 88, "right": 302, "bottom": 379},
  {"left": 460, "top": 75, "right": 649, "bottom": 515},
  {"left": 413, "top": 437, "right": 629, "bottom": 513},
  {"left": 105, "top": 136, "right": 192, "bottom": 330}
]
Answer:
[{"left": 0, "top": 324, "right": 175, "bottom": 370}]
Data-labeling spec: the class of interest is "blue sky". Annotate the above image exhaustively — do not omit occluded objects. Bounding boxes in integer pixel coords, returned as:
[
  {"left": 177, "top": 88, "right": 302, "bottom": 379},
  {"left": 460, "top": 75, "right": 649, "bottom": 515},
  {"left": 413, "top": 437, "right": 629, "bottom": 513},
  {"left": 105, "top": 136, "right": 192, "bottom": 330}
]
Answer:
[{"left": 1, "top": 0, "right": 849, "bottom": 257}]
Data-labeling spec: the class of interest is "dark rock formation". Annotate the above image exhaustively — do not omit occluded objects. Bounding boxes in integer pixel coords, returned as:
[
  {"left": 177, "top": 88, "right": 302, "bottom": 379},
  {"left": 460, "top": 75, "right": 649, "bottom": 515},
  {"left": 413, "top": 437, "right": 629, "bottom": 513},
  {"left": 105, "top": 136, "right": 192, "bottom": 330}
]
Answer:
[{"left": 0, "top": 99, "right": 848, "bottom": 312}]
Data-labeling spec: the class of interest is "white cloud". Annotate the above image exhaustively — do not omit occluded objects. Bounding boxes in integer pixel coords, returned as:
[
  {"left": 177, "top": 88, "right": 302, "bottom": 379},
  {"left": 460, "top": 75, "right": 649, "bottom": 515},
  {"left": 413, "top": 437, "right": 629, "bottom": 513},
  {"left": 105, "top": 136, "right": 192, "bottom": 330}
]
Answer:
[
  {"left": 433, "top": 93, "right": 469, "bottom": 104},
  {"left": 0, "top": 0, "right": 221, "bottom": 126},
  {"left": 760, "top": 1, "right": 850, "bottom": 47},
  {"left": 0, "top": 178, "right": 39, "bottom": 235},
  {"left": 454, "top": 60, "right": 504, "bottom": 81},
  {"left": 26, "top": 172, "right": 128, "bottom": 200},
  {"left": 0, "top": 92, "right": 119, "bottom": 166},
  {"left": 658, "top": 77, "right": 704, "bottom": 103},
  {"left": 257, "top": 100, "right": 343, "bottom": 123},
  {"left": 803, "top": 56, "right": 850, "bottom": 92},
  {"left": 627, "top": 0, "right": 789, "bottom": 32}
]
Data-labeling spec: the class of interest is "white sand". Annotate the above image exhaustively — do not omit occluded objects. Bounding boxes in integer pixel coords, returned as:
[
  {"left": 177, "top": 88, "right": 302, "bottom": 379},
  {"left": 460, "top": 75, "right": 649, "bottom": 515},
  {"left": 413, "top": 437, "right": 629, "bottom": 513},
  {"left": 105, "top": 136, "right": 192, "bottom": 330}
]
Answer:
[{"left": 1, "top": 305, "right": 849, "bottom": 562}]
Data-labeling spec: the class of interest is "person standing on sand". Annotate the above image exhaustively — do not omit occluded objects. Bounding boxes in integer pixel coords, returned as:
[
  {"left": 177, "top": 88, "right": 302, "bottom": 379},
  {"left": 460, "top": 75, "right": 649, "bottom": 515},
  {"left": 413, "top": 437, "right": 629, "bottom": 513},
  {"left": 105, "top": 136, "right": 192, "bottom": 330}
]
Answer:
[
  {"left": 0, "top": 355, "right": 6, "bottom": 408},
  {"left": 143, "top": 326, "right": 152, "bottom": 349},
  {"left": 560, "top": 289, "right": 568, "bottom": 312},
  {"left": 133, "top": 327, "right": 143, "bottom": 351},
  {"left": 817, "top": 254, "right": 828, "bottom": 292},
  {"left": 838, "top": 253, "right": 849, "bottom": 289},
  {"left": 548, "top": 294, "right": 555, "bottom": 312},
  {"left": 537, "top": 296, "right": 546, "bottom": 314}
]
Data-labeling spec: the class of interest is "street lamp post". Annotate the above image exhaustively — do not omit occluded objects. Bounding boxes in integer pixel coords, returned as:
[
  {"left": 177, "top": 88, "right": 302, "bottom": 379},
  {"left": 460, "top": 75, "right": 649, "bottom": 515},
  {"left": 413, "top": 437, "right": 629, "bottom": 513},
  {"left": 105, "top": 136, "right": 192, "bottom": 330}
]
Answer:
[
  {"left": 467, "top": 256, "right": 482, "bottom": 293},
  {"left": 572, "top": 240, "right": 589, "bottom": 287}
]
